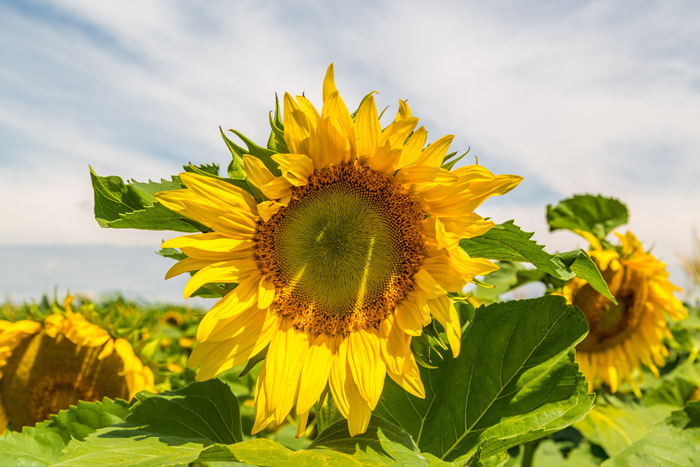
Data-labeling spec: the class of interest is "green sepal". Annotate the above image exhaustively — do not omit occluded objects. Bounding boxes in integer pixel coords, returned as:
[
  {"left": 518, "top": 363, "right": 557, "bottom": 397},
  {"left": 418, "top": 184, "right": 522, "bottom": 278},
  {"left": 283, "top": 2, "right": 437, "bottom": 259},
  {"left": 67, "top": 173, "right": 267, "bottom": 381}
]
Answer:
[
  {"left": 267, "top": 93, "right": 289, "bottom": 153},
  {"left": 350, "top": 90, "right": 378, "bottom": 120},
  {"left": 238, "top": 345, "right": 268, "bottom": 377},
  {"left": 546, "top": 193, "right": 629, "bottom": 242},
  {"left": 157, "top": 247, "right": 236, "bottom": 298},
  {"left": 442, "top": 147, "right": 470, "bottom": 171},
  {"left": 90, "top": 166, "right": 210, "bottom": 233},
  {"left": 411, "top": 335, "right": 439, "bottom": 369},
  {"left": 229, "top": 128, "right": 281, "bottom": 176}
]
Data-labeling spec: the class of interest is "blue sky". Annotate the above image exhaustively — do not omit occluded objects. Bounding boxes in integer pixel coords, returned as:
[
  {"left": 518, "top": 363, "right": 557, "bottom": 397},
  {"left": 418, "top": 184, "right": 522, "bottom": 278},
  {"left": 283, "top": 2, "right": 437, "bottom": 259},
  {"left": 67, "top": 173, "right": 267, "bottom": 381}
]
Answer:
[{"left": 1, "top": 0, "right": 699, "bottom": 303}]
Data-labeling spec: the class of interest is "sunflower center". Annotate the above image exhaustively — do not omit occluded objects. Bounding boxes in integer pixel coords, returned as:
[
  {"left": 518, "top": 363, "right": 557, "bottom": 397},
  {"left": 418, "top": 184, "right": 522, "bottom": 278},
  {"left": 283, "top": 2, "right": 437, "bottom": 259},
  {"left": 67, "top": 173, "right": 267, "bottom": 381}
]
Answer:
[
  {"left": 0, "top": 332, "right": 129, "bottom": 428},
  {"left": 575, "top": 266, "right": 647, "bottom": 352},
  {"left": 256, "top": 163, "right": 425, "bottom": 335}
]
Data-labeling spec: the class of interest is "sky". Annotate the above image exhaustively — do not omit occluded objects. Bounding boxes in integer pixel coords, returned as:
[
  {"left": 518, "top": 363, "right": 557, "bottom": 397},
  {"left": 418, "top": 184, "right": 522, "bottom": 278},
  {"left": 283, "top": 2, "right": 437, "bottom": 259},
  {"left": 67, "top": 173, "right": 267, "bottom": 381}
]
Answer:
[{"left": 1, "top": 0, "right": 699, "bottom": 304}]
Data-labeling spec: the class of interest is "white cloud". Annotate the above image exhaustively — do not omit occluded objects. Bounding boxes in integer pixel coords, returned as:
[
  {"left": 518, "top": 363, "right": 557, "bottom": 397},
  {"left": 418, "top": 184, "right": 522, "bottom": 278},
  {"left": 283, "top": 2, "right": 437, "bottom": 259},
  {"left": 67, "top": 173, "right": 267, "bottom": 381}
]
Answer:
[{"left": 1, "top": 0, "right": 698, "bottom": 294}]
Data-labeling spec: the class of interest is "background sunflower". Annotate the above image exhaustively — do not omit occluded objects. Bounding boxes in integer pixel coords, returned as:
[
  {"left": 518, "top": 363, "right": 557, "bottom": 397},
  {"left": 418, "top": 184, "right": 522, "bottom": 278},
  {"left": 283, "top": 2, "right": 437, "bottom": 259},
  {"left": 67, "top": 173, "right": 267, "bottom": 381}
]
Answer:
[{"left": 563, "top": 229, "right": 687, "bottom": 394}]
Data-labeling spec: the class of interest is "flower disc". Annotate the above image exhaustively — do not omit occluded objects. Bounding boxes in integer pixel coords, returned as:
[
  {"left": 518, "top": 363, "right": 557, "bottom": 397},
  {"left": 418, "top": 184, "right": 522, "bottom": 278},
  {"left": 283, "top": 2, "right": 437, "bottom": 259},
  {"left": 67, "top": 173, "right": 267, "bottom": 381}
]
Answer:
[
  {"left": 256, "top": 163, "right": 425, "bottom": 335},
  {"left": 573, "top": 266, "right": 647, "bottom": 352},
  {"left": 1, "top": 332, "right": 129, "bottom": 427}
]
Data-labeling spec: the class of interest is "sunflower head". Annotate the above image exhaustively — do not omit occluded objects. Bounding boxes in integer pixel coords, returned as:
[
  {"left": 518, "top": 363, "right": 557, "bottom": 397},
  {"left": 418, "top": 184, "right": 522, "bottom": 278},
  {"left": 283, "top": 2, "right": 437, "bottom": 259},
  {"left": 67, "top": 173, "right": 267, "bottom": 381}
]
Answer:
[
  {"left": 156, "top": 64, "right": 522, "bottom": 436},
  {"left": 0, "top": 297, "right": 154, "bottom": 432},
  {"left": 564, "top": 230, "right": 687, "bottom": 394}
]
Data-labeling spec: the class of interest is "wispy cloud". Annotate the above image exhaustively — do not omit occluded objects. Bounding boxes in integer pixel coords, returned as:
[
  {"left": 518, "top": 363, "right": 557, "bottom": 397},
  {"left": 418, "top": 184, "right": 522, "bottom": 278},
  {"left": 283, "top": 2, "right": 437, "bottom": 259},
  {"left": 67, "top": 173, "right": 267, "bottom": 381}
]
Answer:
[{"left": 1, "top": 0, "right": 698, "bottom": 299}]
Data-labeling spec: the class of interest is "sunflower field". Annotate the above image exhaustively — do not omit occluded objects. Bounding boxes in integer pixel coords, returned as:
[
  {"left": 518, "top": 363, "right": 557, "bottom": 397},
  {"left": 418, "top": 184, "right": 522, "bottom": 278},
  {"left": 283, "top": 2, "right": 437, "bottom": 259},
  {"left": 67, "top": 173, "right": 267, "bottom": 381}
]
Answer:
[{"left": 1, "top": 65, "right": 699, "bottom": 467}]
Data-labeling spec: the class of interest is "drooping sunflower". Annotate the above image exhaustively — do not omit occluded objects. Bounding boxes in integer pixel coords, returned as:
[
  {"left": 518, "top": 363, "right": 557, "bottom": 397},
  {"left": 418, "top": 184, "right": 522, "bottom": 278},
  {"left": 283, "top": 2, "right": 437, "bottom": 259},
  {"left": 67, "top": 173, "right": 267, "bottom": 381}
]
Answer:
[
  {"left": 157, "top": 64, "right": 522, "bottom": 436},
  {"left": 563, "top": 230, "right": 687, "bottom": 395},
  {"left": 0, "top": 297, "right": 154, "bottom": 432}
]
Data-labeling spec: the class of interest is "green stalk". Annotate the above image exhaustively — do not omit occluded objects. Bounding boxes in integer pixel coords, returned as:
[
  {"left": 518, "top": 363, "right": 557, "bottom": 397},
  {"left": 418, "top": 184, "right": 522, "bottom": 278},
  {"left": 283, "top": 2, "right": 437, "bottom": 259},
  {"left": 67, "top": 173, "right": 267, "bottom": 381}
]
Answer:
[{"left": 520, "top": 439, "right": 542, "bottom": 467}]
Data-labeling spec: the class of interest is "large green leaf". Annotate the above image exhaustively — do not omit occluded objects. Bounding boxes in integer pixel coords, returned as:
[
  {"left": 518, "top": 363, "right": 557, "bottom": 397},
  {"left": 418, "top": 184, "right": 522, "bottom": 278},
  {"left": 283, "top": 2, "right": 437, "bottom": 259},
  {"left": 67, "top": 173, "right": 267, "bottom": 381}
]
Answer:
[
  {"left": 0, "top": 429, "right": 65, "bottom": 467},
  {"left": 642, "top": 361, "right": 700, "bottom": 407},
  {"left": 90, "top": 167, "right": 208, "bottom": 232},
  {"left": 375, "top": 296, "right": 594, "bottom": 463},
  {"left": 126, "top": 379, "right": 242, "bottom": 444},
  {"left": 54, "top": 430, "right": 207, "bottom": 467},
  {"left": 198, "top": 417, "right": 427, "bottom": 466},
  {"left": 546, "top": 194, "right": 629, "bottom": 240},
  {"left": 602, "top": 402, "right": 700, "bottom": 467},
  {"left": 574, "top": 400, "right": 676, "bottom": 457},
  {"left": 54, "top": 379, "right": 242, "bottom": 466},
  {"left": 38, "top": 398, "right": 131, "bottom": 444},
  {"left": 0, "top": 398, "right": 129, "bottom": 466},
  {"left": 461, "top": 221, "right": 615, "bottom": 302}
]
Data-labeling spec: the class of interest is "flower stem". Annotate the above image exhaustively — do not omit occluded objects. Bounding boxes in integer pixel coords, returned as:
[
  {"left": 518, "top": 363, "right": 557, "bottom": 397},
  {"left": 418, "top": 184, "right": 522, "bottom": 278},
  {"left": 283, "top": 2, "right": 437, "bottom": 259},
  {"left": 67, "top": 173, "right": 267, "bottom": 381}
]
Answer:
[{"left": 520, "top": 439, "right": 542, "bottom": 467}]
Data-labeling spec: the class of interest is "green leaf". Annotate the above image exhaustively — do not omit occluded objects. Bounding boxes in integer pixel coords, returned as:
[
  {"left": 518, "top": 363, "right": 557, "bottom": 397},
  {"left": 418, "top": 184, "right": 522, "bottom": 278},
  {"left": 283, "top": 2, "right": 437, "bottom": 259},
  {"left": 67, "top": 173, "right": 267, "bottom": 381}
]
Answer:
[
  {"left": 0, "top": 429, "right": 65, "bottom": 467},
  {"left": 553, "top": 249, "right": 615, "bottom": 304},
  {"left": 602, "top": 402, "right": 700, "bottom": 467},
  {"left": 0, "top": 398, "right": 129, "bottom": 466},
  {"left": 575, "top": 400, "right": 676, "bottom": 457},
  {"left": 642, "top": 361, "right": 700, "bottom": 407},
  {"left": 54, "top": 380, "right": 242, "bottom": 466},
  {"left": 38, "top": 398, "right": 131, "bottom": 444},
  {"left": 90, "top": 167, "right": 209, "bottom": 232},
  {"left": 546, "top": 194, "right": 629, "bottom": 240},
  {"left": 127, "top": 379, "right": 242, "bottom": 444},
  {"left": 183, "top": 162, "right": 220, "bottom": 177},
  {"left": 55, "top": 430, "right": 207, "bottom": 467},
  {"left": 198, "top": 417, "right": 428, "bottom": 466},
  {"left": 460, "top": 221, "right": 615, "bottom": 303},
  {"left": 375, "top": 295, "right": 594, "bottom": 462}
]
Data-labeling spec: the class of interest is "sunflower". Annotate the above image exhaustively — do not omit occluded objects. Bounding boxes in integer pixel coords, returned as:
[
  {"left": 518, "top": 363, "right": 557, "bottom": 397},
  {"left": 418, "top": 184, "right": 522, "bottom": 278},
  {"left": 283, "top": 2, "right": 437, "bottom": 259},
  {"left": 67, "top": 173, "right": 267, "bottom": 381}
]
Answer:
[
  {"left": 0, "top": 297, "right": 154, "bottom": 432},
  {"left": 157, "top": 64, "right": 522, "bottom": 436},
  {"left": 563, "top": 230, "right": 687, "bottom": 395}
]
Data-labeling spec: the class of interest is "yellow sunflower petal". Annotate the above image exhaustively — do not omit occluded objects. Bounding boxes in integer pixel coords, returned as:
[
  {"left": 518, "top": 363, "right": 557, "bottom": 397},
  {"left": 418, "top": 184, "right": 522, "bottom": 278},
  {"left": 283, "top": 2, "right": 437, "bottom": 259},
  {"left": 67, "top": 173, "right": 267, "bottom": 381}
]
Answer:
[
  {"left": 368, "top": 117, "right": 419, "bottom": 174},
  {"left": 329, "top": 339, "right": 372, "bottom": 437},
  {"left": 258, "top": 276, "right": 276, "bottom": 309},
  {"left": 283, "top": 92, "right": 315, "bottom": 157},
  {"left": 251, "top": 364, "right": 275, "bottom": 434},
  {"left": 322, "top": 63, "right": 338, "bottom": 103},
  {"left": 428, "top": 295, "right": 461, "bottom": 357},
  {"left": 190, "top": 308, "right": 280, "bottom": 380},
  {"left": 394, "top": 166, "right": 459, "bottom": 185},
  {"left": 355, "top": 94, "right": 381, "bottom": 163},
  {"left": 320, "top": 91, "right": 355, "bottom": 166},
  {"left": 395, "top": 99, "right": 412, "bottom": 121},
  {"left": 296, "top": 333, "right": 337, "bottom": 414},
  {"left": 196, "top": 274, "right": 261, "bottom": 340},
  {"left": 272, "top": 153, "right": 315, "bottom": 186},
  {"left": 264, "top": 318, "right": 310, "bottom": 424},
  {"left": 184, "top": 258, "right": 259, "bottom": 299},
  {"left": 156, "top": 190, "right": 257, "bottom": 239},
  {"left": 257, "top": 201, "right": 285, "bottom": 222},
  {"left": 396, "top": 126, "right": 427, "bottom": 169},
  {"left": 386, "top": 351, "right": 425, "bottom": 399},
  {"left": 179, "top": 172, "right": 258, "bottom": 212},
  {"left": 347, "top": 329, "right": 386, "bottom": 410},
  {"left": 379, "top": 314, "right": 411, "bottom": 375},
  {"left": 162, "top": 233, "right": 252, "bottom": 253},
  {"left": 413, "top": 134, "right": 455, "bottom": 168}
]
